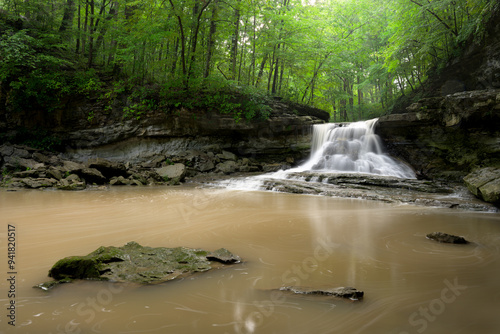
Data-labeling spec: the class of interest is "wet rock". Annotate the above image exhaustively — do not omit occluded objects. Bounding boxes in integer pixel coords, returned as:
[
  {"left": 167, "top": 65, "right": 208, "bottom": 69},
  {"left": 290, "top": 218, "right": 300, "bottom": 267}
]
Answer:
[
  {"left": 58, "top": 174, "right": 86, "bottom": 190},
  {"left": 252, "top": 172, "right": 497, "bottom": 211},
  {"left": 21, "top": 178, "right": 58, "bottom": 188},
  {"left": 4, "top": 156, "right": 44, "bottom": 170},
  {"left": 378, "top": 89, "right": 500, "bottom": 181},
  {"left": 464, "top": 167, "right": 500, "bottom": 204},
  {"left": 13, "top": 169, "right": 40, "bottom": 178},
  {"left": 0, "top": 144, "right": 14, "bottom": 157},
  {"left": 43, "top": 241, "right": 241, "bottom": 286},
  {"left": 57, "top": 181, "right": 86, "bottom": 191},
  {"left": 279, "top": 286, "right": 364, "bottom": 300},
  {"left": 110, "top": 175, "right": 131, "bottom": 185},
  {"left": 141, "top": 155, "right": 166, "bottom": 168},
  {"left": 62, "top": 160, "right": 85, "bottom": 173},
  {"left": 34, "top": 278, "right": 73, "bottom": 291},
  {"left": 217, "top": 150, "right": 237, "bottom": 161},
  {"left": 206, "top": 248, "right": 242, "bottom": 264},
  {"left": 32, "top": 152, "right": 52, "bottom": 164},
  {"left": 216, "top": 160, "right": 238, "bottom": 174},
  {"left": 155, "top": 163, "right": 186, "bottom": 182},
  {"left": 262, "top": 163, "right": 285, "bottom": 172},
  {"left": 426, "top": 232, "right": 469, "bottom": 244},
  {"left": 47, "top": 167, "right": 63, "bottom": 181},
  {"left": 76, "top": 167, "right": 107, "bottom": 184},
  {"left": 87, "top": 157, "right": 127, "bottom": 178}
]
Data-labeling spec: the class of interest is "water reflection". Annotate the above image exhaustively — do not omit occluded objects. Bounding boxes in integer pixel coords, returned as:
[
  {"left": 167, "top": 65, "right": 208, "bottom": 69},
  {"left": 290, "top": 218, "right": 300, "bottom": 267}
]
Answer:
[{"left": 1, "top": 187, "right": 500, "bottom": 333}]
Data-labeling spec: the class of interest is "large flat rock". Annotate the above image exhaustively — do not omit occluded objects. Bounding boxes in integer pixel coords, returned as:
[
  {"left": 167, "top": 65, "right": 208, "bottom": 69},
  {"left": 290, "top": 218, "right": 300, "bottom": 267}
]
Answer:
[{"left": 40, "top": 242, "right": 241, "bottom": 288}]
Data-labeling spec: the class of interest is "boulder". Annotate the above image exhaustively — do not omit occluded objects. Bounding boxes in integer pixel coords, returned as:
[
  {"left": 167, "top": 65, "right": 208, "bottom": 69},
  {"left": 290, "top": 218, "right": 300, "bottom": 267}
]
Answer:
[
  {"left": 216, "top": 160, "right": 238, "bottom": 174},
  {"left": 464, "top": 167, "right": 500, "bottom": 203},
  {"left": 87, "top": 157, "right": 127, "bottom": 178},
  {"left": 217, "top": 150, "right": 237, "bottom": 161},
  {"left": 110, "top": 175, "right": 131, "bottom": 185},
  {"left": 47, "top": 167, "right": 63, "bottom": 180},
  {"left": 21, "top": 178, "right": 58, "bottom": 189},
  {"left": 62, "top": 160, "right": 85, "bottom": 173},
  {"left": 41, "top": 241, "right": 241, "bottom": 287},
  {"left": 4, "top": 156, "right": 44, "bottom": 170},
  {"left": 155, "top": 163, "right": 186, "bottom": 182},
  {"left": 279, "top": 286, "right": 364, "bottom": 300},
  {"left": 76, "top": 167, "right": 107, "bottom": 184},
  {"left": 426, "top": 232, "right": 469, "bottom": 244}
]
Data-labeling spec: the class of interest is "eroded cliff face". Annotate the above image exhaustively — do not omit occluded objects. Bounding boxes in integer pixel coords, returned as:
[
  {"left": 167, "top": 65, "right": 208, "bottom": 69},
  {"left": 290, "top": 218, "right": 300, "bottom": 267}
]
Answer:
[
  {"left": 55, "top": 100, "right": 328, "bottom": 165},
  {"left": 1, "top": 94, "right": 329, "bottom": 166},
  {"left": 377, "top": 89, "right": 500, "bottom": 182}
]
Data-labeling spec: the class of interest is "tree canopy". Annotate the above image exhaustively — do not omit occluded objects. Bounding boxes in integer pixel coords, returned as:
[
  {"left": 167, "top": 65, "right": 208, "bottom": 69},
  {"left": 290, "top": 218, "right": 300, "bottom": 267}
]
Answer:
[{"left": 0, "top": 0, "right": 496, "bottom": 121}]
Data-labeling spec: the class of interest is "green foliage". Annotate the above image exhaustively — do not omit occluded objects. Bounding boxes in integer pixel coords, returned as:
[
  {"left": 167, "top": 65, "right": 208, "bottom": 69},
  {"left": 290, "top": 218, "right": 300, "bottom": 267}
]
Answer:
[
  {"left": 0, "top": 0, "right": 496, "bottom": 123},
  {"left": 161, "top": 78, "right": 272, "bottom": 123},
  {"left": 73, "top": 69, "right": 104, "bottom": 97}
]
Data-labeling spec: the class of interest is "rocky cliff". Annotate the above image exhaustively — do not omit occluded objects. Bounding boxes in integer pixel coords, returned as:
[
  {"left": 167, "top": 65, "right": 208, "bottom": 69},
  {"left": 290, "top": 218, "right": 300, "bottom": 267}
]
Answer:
[
  {"left": 377, "top": 89, "right": 500, "bottom": 181},
  {"left": 0, "top": 96, "right": 329, "bottom": 189}
]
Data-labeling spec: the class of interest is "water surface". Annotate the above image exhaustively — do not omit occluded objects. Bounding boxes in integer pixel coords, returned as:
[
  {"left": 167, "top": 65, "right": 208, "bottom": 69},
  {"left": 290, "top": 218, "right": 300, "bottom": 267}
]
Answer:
[{"left": 1, "top": 186, "right": 499, "bottom": 333}]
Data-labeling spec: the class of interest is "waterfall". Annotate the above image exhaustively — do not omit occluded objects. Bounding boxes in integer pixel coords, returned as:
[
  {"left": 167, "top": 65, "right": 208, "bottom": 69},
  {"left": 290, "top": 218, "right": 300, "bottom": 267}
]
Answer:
[
  {"left": 219, "top": 118, "right": 416, "bottom": 191},
  {"left": 299, "top": 119, "right": 416, "bottom": 179}
]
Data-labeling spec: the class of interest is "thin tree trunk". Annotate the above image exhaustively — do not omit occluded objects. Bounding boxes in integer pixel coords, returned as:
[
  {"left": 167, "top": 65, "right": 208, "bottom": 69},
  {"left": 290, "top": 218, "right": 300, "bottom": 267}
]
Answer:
[
  {"left": 59, "top": 0, "right": 76, "bottom": 33},
  {"left": 75, "top": 1, "right": 81, "bottom": 54},
  {"left": 204, "top": 1, "right": 218, "bottom": 78},
  {"left": 255, "top": 52, "right": 269, "bottom": 87},
  {"left": 87, "top": 0, "right": 94, "bottom": 68},
  {"left": 230, "top": 2, "right": 240, "bottom": 80}
]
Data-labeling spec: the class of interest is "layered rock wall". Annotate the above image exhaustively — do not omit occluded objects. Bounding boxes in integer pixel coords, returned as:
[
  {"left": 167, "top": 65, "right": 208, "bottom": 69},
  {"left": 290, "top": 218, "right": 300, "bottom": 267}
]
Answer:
[{"left": 377, "top": 88, "right": 500, "bottom": 182}]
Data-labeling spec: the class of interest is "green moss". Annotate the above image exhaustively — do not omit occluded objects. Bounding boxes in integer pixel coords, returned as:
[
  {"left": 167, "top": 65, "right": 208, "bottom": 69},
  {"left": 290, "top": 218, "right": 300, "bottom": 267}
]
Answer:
[
  {"left": 43, "top": 242, "right": 240, "bottom": 286},
  {"left": 49, "top": 256, "right": 101, "bottom": 280}
]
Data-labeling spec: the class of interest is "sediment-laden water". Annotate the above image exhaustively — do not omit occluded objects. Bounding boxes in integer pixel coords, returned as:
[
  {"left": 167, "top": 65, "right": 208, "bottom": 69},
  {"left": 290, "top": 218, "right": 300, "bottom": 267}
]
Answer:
[{"left": 1, "top": 186, "right": 500, "bottom": 333}]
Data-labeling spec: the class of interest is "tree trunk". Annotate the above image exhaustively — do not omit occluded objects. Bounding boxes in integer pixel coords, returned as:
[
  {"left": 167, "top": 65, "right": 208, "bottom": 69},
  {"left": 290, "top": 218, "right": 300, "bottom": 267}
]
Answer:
[
  {"left": 87, "top": 0, "right": 95, "bottom": 68},
  {"left": 230, "top": 3, "right": 240, "bottom": 80},
  {"left": 59, "top": 0, "right": 75, "bottom": 33},
  {"left": 255, "top": 53, "right": 269, "bottom": 87},
  {"left": 204, "top": 1, "right": 218, "bottom": 78},
  {"left": 75, "top": 1, "right": 81, "bottom": 54}
]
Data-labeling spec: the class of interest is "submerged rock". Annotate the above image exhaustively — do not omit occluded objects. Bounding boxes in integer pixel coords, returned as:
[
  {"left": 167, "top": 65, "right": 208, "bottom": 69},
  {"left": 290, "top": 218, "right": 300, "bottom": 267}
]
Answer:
[
  {"left": 40, "top": 242, "right": 241, "bottom": 288},
  {"left": 426, "top": 232, "right": 469, "bottom": 244},
  {"left": 279, "top": 286, "right": 364, "bottom": 300}
]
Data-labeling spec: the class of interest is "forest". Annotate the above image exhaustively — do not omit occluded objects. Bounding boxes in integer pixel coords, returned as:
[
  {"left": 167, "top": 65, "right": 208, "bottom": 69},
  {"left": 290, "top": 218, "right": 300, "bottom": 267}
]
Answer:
[{"left": 0, "top": 0, "right": 497, "bottom": 122}]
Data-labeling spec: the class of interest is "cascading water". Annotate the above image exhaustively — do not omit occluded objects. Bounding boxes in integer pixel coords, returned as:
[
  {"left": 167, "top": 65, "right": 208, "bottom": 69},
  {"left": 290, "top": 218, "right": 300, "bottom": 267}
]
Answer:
[
  {"left": 300, "top": 119, "right": 416, "bottom": 179},
  {"left": 220, "top": 118, "right": 416, "bottom": 191}
]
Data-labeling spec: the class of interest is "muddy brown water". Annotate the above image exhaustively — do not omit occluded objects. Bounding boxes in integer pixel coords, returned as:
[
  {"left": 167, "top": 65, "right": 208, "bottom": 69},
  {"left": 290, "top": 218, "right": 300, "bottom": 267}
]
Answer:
[{"left": 1, "top": 186, "right": 500, "bottom": 333}]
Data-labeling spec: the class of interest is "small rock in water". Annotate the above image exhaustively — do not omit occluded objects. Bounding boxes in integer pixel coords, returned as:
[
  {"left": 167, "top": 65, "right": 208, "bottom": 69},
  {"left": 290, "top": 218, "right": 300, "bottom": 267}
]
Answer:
[
  {"left": 426, "top": 232, "right": 469, "bottom": 244},
  {"left": 279, "top": 286, "right": 364, "bottom": 300}
]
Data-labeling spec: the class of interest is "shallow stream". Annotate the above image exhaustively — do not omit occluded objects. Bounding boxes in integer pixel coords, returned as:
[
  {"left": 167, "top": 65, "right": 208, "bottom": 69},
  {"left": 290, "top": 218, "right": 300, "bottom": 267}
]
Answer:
[{"left": 1, "top": 186, "right": 500, "bottom": 333}]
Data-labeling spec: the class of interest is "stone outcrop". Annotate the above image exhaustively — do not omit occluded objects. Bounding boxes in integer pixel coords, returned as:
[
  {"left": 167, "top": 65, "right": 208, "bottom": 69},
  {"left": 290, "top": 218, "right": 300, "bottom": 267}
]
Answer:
[
  {"left": 236, "top": 172, "right": 496, "bottom": 211},
  {"left": 377, "top": 89, "right": 500, "bottom": 182},
  {"left": 56, "top": 104, "right": 327, "bottom": 166},
  {"left": 37, "top": 241, "right": 241, "bottom": 289},
  {"left": 0, "top": 142, "right": 296, "bottom": 190}
]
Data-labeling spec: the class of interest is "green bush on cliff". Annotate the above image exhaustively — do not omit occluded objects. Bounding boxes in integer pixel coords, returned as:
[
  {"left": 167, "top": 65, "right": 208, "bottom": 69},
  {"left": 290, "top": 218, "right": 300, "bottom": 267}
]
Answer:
[{"left": 160, "top": 78, "right": 272, "bottom": 123}]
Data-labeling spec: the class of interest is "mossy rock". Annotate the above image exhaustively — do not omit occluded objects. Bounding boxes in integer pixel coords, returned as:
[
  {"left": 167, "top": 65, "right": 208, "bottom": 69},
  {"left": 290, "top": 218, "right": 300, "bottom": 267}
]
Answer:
[{"left": 40, "top": 241, "right": 241, "bottom": 288}]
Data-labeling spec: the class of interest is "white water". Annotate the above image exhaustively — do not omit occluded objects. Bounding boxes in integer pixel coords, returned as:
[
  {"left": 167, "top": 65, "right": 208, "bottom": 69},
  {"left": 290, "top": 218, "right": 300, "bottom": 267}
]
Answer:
[
  {"left": 222, "top": 119, "right": 416, "bottom": 191},
  {"left": 301, "top": 119, "right": 416, "bottom": 178}
]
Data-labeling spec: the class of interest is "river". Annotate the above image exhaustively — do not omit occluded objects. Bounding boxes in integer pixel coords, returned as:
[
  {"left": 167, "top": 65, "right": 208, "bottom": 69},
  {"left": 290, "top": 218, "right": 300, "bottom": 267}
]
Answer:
[{"left": 1, "top": 186, "right": 500, "bottom": 333}]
